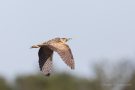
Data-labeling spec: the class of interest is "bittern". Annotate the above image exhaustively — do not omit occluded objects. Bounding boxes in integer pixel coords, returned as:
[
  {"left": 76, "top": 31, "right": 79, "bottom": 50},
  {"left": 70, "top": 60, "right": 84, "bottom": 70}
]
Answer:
[{"left": 31, "top": 37, "right": 75, "bottom": 76}]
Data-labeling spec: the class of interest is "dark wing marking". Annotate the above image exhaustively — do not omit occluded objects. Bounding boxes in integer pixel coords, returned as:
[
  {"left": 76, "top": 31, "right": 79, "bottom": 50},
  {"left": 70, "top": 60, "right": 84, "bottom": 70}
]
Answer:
[
  {"left": 48, "top": 42, "right": 75, "bottom": 69},
  {"left": 38, "top": 46, "right": 53, "bottom": 76}
]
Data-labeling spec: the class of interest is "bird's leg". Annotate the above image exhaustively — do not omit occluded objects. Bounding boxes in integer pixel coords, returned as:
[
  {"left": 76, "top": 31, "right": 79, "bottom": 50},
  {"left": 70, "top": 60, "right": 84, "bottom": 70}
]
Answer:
[
  {"left": 31, "top": 43, "right": 47, "bottom": 48},
  {"left": 31, "top": 45, "right": 40, "bottom": 48}
]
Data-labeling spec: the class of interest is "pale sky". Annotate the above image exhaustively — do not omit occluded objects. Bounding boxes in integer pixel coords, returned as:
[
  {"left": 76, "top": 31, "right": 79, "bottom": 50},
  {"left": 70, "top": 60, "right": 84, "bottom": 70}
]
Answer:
[{"left": 0, "top": 0, "right": 135, "bottom": 79}]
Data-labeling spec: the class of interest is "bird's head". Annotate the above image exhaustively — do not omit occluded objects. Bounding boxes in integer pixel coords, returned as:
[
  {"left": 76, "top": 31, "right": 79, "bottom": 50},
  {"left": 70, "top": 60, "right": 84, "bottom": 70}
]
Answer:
[{"left": 60, "top": 38, "right": 72, "bottom": 43}]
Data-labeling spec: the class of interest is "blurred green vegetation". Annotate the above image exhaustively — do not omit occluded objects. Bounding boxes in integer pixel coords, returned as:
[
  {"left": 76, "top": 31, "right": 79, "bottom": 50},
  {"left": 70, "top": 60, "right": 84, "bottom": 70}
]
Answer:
[
  {"left": 0, "top": 60, "right": 135, "bottom": 90},
  {"left": 14, "top": 73, "right": 104, "bottom": 90},
  {"left": 0, "top": 77, "right": 12, "bottom": 90}
]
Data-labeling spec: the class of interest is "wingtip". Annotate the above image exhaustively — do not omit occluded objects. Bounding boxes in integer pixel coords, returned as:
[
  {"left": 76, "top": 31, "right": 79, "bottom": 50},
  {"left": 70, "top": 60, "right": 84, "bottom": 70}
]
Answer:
[
  {"left": 71, "top": 66, "right": 75, "bottom": 70},
  {"left": 45, "top": 73, "right": 51, "bottom": 76}
]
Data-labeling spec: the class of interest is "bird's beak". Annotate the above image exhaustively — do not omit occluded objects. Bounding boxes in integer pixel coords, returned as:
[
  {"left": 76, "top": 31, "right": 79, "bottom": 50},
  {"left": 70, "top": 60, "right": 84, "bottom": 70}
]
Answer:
[{"left": 68, "top": 38, "right": 72, "bottom": 41}]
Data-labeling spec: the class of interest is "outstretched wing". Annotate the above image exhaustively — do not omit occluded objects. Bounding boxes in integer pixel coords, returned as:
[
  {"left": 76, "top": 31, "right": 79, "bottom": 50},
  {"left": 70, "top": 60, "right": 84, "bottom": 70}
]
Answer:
[
  {"left": 48, "top": 42, "right": 75, "bottom": 69},
  {"left": 38, "top": 46, "right": 53, "bottom": 76}
]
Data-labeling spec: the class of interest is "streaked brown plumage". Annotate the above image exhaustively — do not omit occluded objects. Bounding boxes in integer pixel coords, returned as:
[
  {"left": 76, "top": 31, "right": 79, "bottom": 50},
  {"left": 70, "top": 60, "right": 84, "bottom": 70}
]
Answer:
[{"left": 31, "top": 37, "right": 75, "bottom": 76}]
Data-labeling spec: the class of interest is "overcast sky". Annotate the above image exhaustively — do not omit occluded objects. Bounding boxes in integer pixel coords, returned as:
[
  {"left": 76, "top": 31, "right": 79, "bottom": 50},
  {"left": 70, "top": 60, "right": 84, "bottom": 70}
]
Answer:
[{"left": 0, "top": 0, "right": 135, "bottom": 79}]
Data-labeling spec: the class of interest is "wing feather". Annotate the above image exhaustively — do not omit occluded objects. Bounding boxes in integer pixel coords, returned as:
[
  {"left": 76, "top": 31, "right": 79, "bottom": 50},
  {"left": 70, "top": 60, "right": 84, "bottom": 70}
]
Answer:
[
  {"left": 48, "top": 42, "right": 75, "bottom": 69},
  {"left": 38, "top": 46, "right": 53, "bottom": 76}
]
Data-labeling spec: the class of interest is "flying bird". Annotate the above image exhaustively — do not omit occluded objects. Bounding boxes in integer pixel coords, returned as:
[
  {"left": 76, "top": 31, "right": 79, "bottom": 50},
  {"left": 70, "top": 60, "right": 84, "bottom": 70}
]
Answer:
[{"left": 31, "top": 37, "right": 75, "bottom": 76}]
